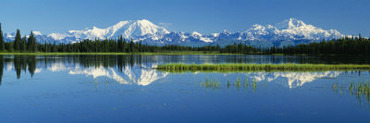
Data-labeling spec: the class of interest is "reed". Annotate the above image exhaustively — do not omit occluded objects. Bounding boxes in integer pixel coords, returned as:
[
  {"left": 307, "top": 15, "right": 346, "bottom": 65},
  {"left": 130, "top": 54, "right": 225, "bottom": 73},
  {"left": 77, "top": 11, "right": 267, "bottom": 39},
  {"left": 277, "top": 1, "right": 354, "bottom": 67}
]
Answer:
[
  {"left": 245, "top": 78, "right": 249, "bottom": 88},
  {"left": 236, "top": 76, "right": 241, "bottom": 88},
  {"left": 201, "top": 78, "right": 257, "bottom": 91},
  {"left": 332, "top": 81, "right": 370, "bottom": 105},
  {"left": 201, "top": 78, "right": 220, "bottom": 89}
]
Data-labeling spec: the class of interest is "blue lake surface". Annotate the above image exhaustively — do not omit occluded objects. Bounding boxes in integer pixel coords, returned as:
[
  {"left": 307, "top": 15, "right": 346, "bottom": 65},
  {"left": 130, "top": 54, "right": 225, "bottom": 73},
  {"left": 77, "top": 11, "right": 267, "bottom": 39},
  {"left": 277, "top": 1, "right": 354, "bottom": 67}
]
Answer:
[{"left": 0, "top": 55, "right": 369, "bottom": 123}]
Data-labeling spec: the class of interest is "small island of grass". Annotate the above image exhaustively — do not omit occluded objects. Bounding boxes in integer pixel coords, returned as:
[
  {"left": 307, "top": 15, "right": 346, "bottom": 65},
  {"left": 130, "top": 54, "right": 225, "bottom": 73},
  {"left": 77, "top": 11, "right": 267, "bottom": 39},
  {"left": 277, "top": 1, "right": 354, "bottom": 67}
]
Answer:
[{"left": 155, "top": 63, "right": 370, "bottom": 72}]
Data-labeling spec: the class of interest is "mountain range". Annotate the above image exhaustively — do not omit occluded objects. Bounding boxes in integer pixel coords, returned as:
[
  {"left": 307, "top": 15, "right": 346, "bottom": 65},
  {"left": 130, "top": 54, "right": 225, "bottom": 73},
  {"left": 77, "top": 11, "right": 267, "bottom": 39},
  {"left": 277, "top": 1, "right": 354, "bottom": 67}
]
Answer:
[{"left": 4, "top": 18, "right": 344, "bottom": 47}]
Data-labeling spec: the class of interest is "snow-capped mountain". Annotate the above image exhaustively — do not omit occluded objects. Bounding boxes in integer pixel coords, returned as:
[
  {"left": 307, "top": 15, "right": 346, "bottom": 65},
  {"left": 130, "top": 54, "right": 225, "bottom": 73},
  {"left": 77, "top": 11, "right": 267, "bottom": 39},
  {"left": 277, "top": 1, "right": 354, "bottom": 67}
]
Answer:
[
  {"left": 48, "top": 19, "right": 170, "bottom": 43},
  {"left": 3, "top": 18, "right": 345, "bottom": 47},
  {"left": 210, "top": 18, "right": 343, "bottom": 47}
]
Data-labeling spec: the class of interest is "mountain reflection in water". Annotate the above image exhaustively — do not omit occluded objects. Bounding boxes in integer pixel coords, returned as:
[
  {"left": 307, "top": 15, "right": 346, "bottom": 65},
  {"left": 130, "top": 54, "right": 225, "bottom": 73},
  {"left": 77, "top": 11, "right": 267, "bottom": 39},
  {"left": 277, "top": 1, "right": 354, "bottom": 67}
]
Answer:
[
  {"left": 1, "top": 55, "right": 370, "bottom": 123},
  {"left": 0, "top": 55, "right": 367, "bottom": 88}
]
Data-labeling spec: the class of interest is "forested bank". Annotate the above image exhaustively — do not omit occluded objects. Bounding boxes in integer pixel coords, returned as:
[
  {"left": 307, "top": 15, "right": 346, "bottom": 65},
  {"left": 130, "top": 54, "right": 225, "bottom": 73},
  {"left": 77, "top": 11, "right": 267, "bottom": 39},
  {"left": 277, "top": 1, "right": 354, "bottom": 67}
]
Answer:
[
  {"left": 0, "top": 23, "right": 369, "bottom": 55},
  {"left": 264, "top": 35, "right": 369, "bottom": 55}
]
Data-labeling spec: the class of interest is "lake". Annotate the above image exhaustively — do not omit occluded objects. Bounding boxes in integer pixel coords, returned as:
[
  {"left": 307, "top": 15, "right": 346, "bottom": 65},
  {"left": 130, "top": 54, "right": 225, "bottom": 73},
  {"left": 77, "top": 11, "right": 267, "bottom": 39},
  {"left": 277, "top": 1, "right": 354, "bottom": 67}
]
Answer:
[{"left": 0, "top": 55, "right": 370, "bottom": 123}]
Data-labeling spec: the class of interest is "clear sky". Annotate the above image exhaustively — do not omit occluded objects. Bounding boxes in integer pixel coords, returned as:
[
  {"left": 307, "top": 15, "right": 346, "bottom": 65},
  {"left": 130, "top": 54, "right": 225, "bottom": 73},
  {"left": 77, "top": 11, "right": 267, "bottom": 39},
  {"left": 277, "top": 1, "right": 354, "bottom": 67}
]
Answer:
[{"left": 0, "top": 0, "right": 369, "bottom": 36}]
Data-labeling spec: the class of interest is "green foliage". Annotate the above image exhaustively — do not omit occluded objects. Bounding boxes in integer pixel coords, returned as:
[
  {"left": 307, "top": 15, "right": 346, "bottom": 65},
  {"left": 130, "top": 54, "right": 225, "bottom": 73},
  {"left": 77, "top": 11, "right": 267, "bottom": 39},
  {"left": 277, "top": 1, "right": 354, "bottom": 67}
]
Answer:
[
  {"left": 0, "top": 23, "right": 4, "bottom": 51},
  {"left": 20, "top": 36, "right": 27, "bottom": 52},
  {"left": 201, "top": 78, "right": 220, "bottom": 89},
  {"left": 265, "top": 35, "right": 370, "bottom": 55},
  {"left": 27, "top": 31, "right": 37, "bottom": 52},
  {"left": 14, "top": 29, "right": 21, "bottom": 51}
]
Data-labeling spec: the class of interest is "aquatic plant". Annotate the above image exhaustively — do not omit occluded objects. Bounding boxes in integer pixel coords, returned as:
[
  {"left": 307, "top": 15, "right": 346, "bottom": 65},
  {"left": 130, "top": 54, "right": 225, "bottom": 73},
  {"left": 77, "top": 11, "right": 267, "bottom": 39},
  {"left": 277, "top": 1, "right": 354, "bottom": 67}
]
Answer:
[
  {"left": 201, "top": 78, "right": 220, "bottom": 89},
  {"left": 201, "top": 78, "right": 262, "bottom": 92},
  {"left": 235, "top": 76, "right": 241, "bottom": 88},
  {"left": 253, "top": 79, "right": 257, "bottom": 92},
  {"left": 245, "top": 78, "right": 249, "bottom": 88},
  {"left": 332, "top": 81, "right": 370, "bottom": 106},
  {"left": 227, "top": 79, "right": 231, "bottom": 88}
]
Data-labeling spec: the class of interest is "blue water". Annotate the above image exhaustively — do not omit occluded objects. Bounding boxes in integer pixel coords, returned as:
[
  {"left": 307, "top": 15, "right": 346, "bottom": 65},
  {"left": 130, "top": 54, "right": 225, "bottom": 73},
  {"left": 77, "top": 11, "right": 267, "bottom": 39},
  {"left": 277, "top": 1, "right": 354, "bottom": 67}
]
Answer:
[{"left": 0, "top": 55, "right": 369, "bottom": 123}]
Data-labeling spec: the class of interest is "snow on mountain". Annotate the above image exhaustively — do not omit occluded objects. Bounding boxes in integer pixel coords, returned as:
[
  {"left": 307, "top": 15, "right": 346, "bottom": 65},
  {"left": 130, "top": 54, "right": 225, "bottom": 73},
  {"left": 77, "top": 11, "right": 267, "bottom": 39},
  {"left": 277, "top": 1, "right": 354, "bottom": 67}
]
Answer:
[
  {"left": 48, "top": 33, "right": 69, "bottom": 40},
  {"left": 32, "top": 31, "right": 43, "bottom": 36},
  {"left": 210, "top": 18, "right": 343, "bottom": 44},
  {"left": 273, "top": 18, "right": 343, "bottom": 40},
  {"left": 3, "top": 18, "right": 345, "bottom": 47},
  {"left": 51, "top": 19, "right": 170, "bottom": 42}
]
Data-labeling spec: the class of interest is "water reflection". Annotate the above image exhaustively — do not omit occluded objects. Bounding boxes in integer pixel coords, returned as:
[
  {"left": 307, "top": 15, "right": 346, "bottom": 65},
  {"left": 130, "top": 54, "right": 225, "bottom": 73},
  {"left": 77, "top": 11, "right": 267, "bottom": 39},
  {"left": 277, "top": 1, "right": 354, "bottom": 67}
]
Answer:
[
  {"left": 1, "top": 55, "right": 169, "bottom": 86},
  {"left": 0, "top": 56, "right": 3, "bottom": 85},
  {"left": 68, "top": 64, "right": 168, "bottom": 86},
  {"left": 246, "top": 71, "right": 342, "bottom": 88},
  {"left": 1, "top": 55, "right": 369, "bottom": 87},
  {"left": 1, "top": 55, "right": 370, "bottom": 122}
]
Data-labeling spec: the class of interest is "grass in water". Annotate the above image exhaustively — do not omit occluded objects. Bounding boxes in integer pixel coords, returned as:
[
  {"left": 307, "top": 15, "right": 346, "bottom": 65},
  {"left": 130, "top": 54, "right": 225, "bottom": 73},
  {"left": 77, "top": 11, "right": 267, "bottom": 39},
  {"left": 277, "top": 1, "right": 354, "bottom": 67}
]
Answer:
[
  {"left": 245, "top": 78, "right": 249, "bottom": 88},
  {"left": 201, "top": 77, "right": 260, "bottom": 93},
  {"left": 236, "top": 76, "right": 241, "bottom": 88},
  {"left": 201, "top": 78, "right": 220, "bottom": 89},
  {"left": 253, "top": 79, "right": 257, "bottom": 92},
  {"left": 332, "top": 81, "right": 370, "bottom": 105},
  {"left": 156, "top": 63, "right": 370, "bottom": 72}
]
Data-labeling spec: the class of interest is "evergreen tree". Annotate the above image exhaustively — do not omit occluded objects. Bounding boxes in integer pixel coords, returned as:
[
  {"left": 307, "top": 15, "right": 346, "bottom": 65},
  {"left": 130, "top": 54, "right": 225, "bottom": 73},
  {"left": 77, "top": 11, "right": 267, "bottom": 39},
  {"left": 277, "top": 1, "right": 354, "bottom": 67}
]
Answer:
[
  {"left": 52, "top": 42, "right": 57, "bottom": 52},
  {"left": 44, "top": 41, "right": 48, "bottom": 52},
  {"left": 118, "top": 36, "right": 123, "bottom": 52},
  {"left": 129, "top": 38, "right": 134, "bottom": 53},
  {"left": 20, "top": 36, "right": 27, "bottom": 52},
  {"left": 6, "top": 42, "right": 13, "bottom": 51},
  {"left": 123, "top": 38, "right": 127, "bottom": 52},
  {"left": 14, "top": 29, "right": 21, "bottom": 51},
  {"left": 0, "top": 23, "right": 5, "bottom": 51},
  {"left": 139, "top": 40, "right": 142, "bottom": 52},
  {"left": 27, "top": 31, "right": 37, "bottom": 52}
]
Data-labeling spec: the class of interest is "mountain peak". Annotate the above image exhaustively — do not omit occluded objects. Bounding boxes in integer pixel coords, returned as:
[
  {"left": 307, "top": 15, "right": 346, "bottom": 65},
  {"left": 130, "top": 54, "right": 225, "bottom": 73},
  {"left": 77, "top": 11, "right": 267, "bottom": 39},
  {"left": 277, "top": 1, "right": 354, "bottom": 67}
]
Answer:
[
  {"left": 136, "top": 19, "right": 152, "bottom": 24},
  {"left": 112, "top": 21, "right": 130, "bottom": 28},
  {"left": 191, "top": 31, "right": 202, "bottom": 36},
  {"left": 275, "top": 18, "right": 307, "bottom": 29},
  {"left": 6, "top": 18, "right": 344, "bottom": 47},
  {"left": 32, "top": 31, "right": 43, "bottom": 35}
]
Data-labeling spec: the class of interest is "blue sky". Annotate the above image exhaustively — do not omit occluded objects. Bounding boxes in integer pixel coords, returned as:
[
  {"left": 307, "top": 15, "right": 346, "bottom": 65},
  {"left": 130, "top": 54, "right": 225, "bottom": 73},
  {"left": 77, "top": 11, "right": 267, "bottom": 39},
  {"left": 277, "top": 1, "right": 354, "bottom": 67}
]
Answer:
[{"left": 0, "top": 0, "right": 369, "bottom": 36}]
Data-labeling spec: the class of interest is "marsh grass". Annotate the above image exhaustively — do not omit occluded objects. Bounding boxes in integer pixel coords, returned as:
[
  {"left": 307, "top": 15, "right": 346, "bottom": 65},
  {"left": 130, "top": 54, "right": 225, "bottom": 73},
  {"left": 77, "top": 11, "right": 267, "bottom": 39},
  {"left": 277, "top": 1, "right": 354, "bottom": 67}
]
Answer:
[
  {"left": 201, "top": 78, "right": 220, "bottom": 89},
  {"left": 332, "top": 81, "right": 370, "bottom": 105},
  {"left": 244, "top": 78, "right": 249, "bottom": 88},
  {"left": 236, "top": 76, "right": 241, "bottom": 88},
  {"left": 201, "top": 77, "right": 260, "bottom": 92},
  {"left": 156, "top": 63, "right": 370, "bottom": 72},
  {"left": 253, "top": 79, "right": 257, "bottom": 92}
]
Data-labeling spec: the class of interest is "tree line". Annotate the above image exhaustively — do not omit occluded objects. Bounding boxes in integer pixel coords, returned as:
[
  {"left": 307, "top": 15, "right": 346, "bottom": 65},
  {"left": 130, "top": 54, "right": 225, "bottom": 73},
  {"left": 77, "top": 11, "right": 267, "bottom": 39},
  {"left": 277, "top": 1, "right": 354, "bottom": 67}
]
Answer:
[
  {"left": 264, "top": 35, "right": 370, "bottom": 55},
  {"left": 0, "top": 23, "right": 37, "bottom": 52},
  {"left": 0, "top": 23, "right": 369, "bottom": 55}
]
